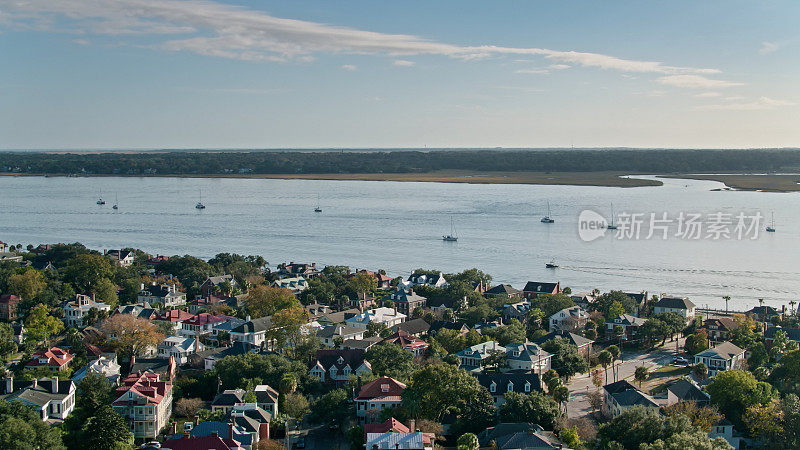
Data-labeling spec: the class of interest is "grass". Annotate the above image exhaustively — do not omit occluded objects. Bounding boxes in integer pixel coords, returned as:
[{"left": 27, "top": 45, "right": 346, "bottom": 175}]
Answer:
[{"left": 664, "top": 174, "right": 800, "bottom": 192}]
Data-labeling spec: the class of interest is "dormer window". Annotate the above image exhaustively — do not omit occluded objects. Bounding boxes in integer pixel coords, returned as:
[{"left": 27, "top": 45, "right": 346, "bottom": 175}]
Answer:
[
  {"left": 489, "top": 382, "right": 496, "bottom": 393},
  {"left": 381, "top": 384, "right": 389, "bottom": 393},
  {"left": 337, "top": 356, "right": 344, "bottom": 365},
  {"left": 524, "top": 382, "right": 531, "bottom": 392},
  {"left": 507, "top": 382, "right": 514, "bottom": 392}
]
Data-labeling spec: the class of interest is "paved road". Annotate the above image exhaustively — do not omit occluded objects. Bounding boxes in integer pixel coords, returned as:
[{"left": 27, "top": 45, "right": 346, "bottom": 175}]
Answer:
[{"left": 566, "top": 337, "right": 686, "bottom": 418}]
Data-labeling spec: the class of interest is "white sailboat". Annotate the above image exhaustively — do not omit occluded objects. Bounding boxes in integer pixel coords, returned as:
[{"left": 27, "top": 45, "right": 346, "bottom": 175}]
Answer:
[
  {"left": 541, "top": 201, "right": 554, "bottom": 223},
  {"left": 96, "top": 188, "right": 105, "bottom": 205},
  {"left": 766, "top": 211, "right": 775, "bottom": 232},
  {"left": 314, "top": 195, "right": 322, "bottom": 213},
  {"left": 442, "top": 216, "right": 458, "bottom": 241},
  {"left": 195, "top": 190, "right": 206, "bottom": 209},
  {"left": 606, "top": 203, "right": 617, "bottom": 230},
  {"left": 112, "top": 193, "right": 119, "bottom": 210}
]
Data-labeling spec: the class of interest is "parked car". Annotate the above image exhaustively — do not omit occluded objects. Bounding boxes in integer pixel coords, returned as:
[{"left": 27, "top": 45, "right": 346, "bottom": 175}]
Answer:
[
  {"left": 673, "top": 356, "right": 689, "bottom": 365},
  {"left": 141, "top": 443, "right": 161, "bottom": 450}
]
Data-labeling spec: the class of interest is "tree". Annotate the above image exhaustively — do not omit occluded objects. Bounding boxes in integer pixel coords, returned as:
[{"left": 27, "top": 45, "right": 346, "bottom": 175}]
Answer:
[
  {"left": 591, "top": 369, "right": 603, "bottom": 389},
  {"left": 81, "top": 405, "right": 133, "bottom": 450},
  {"left": 559, "top": 427, "right": 582, "bottom": 449},
  {"left": 640, "top": 318, "right": 670, "bottom": 346},
  {"left": 366, "top": 342, "right": 416, "bottom": 379},
  {"left": 481, "top": 320, "right": 526, "bottom": 346},
  {"left": 268, "top": 306, "right": 308, "bottom": 355},
  {"left": 481, "top": 350, "right": 507, "bottom": 371},
  {"left": 685, "top": 331, "right": 709, "bottom": 355},
  {"left": 635, "top": 365, "right": 649, "bottom": 388},
  {"left": 0, "top": 323, "right": 18, "bottom": 362},
  {"left": 639, "top": 431, "right": 733, "bottom": 450},
  {"left": 77, "top": 372, "right": 113, "bottom": 411},
  {"left": 92, "top": 278, "right": 119, "bottom": 307},
  {"left": 309, "top": 389, "right": 350, "bottom": 430},
  {"left": 279, "top": 374, "right": 297, "bottom": 395},
  {"left": 587, "top": 390, "right": 603, "bottom": 414},
  {"left": 349, "top": 273, "right": 377, "bottom": 295},
  {"left": 100, "top": 314, "right": 163, "bottom": 358},
  {"left": 592, "top": 291, "right": 637, "bottom": 318},
  {"left": 283, "top": 392, "right": 310, "bottom": 419},
  {"left": 498, "top": 391, "right": 562, "bottom": 429},
  {"left": 707, "top": 369, "right": 777, "bottom": 427},
  {"left": 214, "top": 353, "right": 308, "bottom": 392},
  {"left": 742, "top": 400, "right": 785, "bottom": 443},
  {"left": 457, "top": 433, "right": 479, "bottom": 450},
  {"left": 364, "top": 321, "right": 388, "bottom": 338},
  {"left": 245, "top": 285, "right": 300, "bottom": 318},
  {"left": 663, "top": 402, "right": 722, "bottom": 432},
  {"left": 174, "top": 397, "right": 204, "bottom": 418},
  {"left": 63, "top": 254, "right": 115, "bottom": 292},
  {"left": 598, "top": 350, "right": 612, "bottom": 385},
  {"left": 25, "top": 303, "right": 64, "bottom": 345},
  {"left": 597, "top": 405, "right": 702, "bottom": 449},
  {"left": 693, "top": 363, "right": 708, "bottom": 382},
  {"left": 0, "top": 400, "right": 65, "bottom": 449},
  {"left": 7, "top": 269, "right": 46, "bottom": 301},
  {"left": 655, "top": 312, "right": 687, "bottom": 342},
  {"left": 606, "top": 344, "right": 621, "bottom": 382},
  {"left": 552, "top": 385, "right": 569, "bottom": 413},
  {"left": 541, "top": 338, "right": 588, "bottom": 381}
]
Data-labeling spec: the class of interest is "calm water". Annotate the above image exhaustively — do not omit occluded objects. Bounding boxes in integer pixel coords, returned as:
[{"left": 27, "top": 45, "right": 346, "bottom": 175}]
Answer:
[{"left": 1, "top": 175, "right": 799, "bottom": 311}]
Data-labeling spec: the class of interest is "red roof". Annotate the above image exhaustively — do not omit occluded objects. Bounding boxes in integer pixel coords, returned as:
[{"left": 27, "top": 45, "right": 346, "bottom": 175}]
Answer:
[
  {"left": 154, "top": 309, "right": 194, "bottom": 322},
  {"left": 113, "top": 371, "right": 172, "bottom": 406},
  {"left": 0, "top": 294, "right": 20, "bottom": 304},
  {"left": 161, "top": 435, "right": 240, "bottom": 450},
  {"left": 357, "top": 376, "right": 406, "bottom": 400},
  {"left": 363, "top": 418, "right": 435, "bottom": 445},
  {"left": 383, "top": 331, "right": 429, "bottom": 350},
  {"left": 26, "top": 347, "right": 74, "bottom": 369},
  {"left": 183, "top": 313, "right": 231, "bottom": 326}
]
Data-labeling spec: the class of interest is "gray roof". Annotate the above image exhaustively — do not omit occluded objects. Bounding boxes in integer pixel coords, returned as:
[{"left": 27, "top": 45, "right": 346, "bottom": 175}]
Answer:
[
  {"left": 655, "top": 296, "right": 695, "bottom": 310},
  {"left": 696, "top": 341, "right": 744, "bottom": 360},
  {"left": 504, "top": 343, "right": 551, "bottom": 362},
  {"left": 392, "top": 318, "right": 430, "bottom": 335},
  {"left": 532, "top": 330, "right": 594, "bottom": 348},
  {"left": 612, "top": 314, "right": 647, "bottom": 327},
  {"left": 319, "top": 308, "right": 361, "bottom": 324},
  {"left": 318, "top": 324, "right": 363, "bottom": 339},
  {"left": 668, "top": 379, "right": 709, "bottom": 404},
  {"left": 231, "top": 317, "right": 272, "bottom": 334},
  {"left": 212, "top": 389, "right": 244, "bottom": 407},
  {"left": 764, "top": 326, "right": 800, "bottom": 341},
  {"left": 522, "top": 282, "right": 559, "bottom": 294},
  {"left": 1, "top": 378, "right": 75, "bottom": 407},
  {"left": 475, "top": 372, "right": 542, "bottom": 395},
  {"left": 604, "top": 380, "right": 659, "bottom": 408},
  {"left": 478, "top": 424, "right": 557, "bottom": 449},
  {"left": 486, "top": 284, "right": 521, "bottom": 296}
]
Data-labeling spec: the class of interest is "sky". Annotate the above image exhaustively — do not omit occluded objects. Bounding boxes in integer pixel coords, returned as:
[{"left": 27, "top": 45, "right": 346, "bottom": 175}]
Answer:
[{"left": 0, "top": 0, "right": 798, "bottom": 149}]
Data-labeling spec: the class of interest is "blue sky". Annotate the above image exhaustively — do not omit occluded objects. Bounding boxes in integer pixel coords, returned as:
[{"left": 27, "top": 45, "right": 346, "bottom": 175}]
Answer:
[{"left": 1, "top": 0, "right": 798, "bottom": 149}]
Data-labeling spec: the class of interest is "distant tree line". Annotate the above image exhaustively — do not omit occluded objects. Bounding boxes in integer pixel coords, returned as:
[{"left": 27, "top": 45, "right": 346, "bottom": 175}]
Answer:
[{"left": 2, "top": 148, "right": 800, "bottom": 175}]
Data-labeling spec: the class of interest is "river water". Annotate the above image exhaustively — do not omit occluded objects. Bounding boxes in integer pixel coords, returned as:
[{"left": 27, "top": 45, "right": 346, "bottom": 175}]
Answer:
[{"left": 1, "top": 175, "right": 798, "bottom": 311}]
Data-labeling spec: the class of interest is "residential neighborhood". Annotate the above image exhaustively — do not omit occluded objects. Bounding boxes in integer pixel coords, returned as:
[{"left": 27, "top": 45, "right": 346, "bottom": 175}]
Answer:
[{"left": 0, "top": 241, "right": 797, "bottom": 449}]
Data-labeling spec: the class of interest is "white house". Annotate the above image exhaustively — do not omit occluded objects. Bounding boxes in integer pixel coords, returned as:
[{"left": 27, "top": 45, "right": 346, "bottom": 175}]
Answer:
[
  {"left": 456, "top": 341, "right": 505, "bottom": 371},
  {"left": 345, "top": 307, "right": 406, "bottom": 329},
  {"left": 653, "top": 297, "right": 696, "bottom": 319},
  {"left": 229, "top": 316, "right": 274, "bottom": 350},
  {"left": 548, "top": 306, "right": 588, "bottom": 332},
  {"left": 105, "top": 249, "right": 135, "bottom": 267},
  {"left": 137, "top": 283, "right": 186, "bottom": 308},
  {"left": 270, "top": 276, "right": 308, "bottom": 294},
  {"left": 603, "top": 379, "right": 660, "bottom": 418},
  {"left": 63, "top": 294, "right": 111, "bottom": 328},
  {"left": 157, "top": 336, "right": 203, "bottom": 364},
  {"left": 402, "top": 272, "right": 448, "bottom": 289},
  {"left": 693, "top": 341, "right": 746, "bottom": 377},
  {"left": 504, "top": 342, "right": 552, "bottom": 374},
  {"left": 317, "top": 324, "right": 366, "bottom": 348},
  {"left": 309, "top": 349, "right": 371, "bottom": 383},
  {"left": 72, "top": 355, "right": 122, "bottom": 385},
  {"left": 355, "top": 377, "right": 406, "bottom": 423},
  {"left": 1, "top": 377, "right": 76, "bottom": 421}
]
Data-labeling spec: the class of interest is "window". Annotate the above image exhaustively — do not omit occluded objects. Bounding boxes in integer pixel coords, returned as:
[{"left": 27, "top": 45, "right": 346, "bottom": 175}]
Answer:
[
  {"left": 507, "top": 382, "right": 514, "bottom": 392},
  {"left": 489, "top": 383, "right": 496, "bottom": 393},
  {"left": 524, "top": 382, "right": 531, "bottom": 392}
]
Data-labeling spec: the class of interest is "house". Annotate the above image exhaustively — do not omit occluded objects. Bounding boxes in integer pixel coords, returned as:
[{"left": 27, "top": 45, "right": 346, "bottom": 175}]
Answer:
[
  {"left": 501, "top": 300, "right": 531, "bottom": 324},
  {"left": 571, "top": 292, "right": 598, "bottom": 310},
  {"left": 456, "top": 341, "right": 504, "bottom": 371},
  {"left": 317, "top": 308, "right": 361, "bottom": 327},
  {"left": 346, "top": 307, "right": 406, "bottom": 329},
  {"left": 606, "top": 314, "right": 648, "bottom": 341},
  {"left": 385, "top": 289, "right": 427, "bottom": 317},
  {"left": 704, "top": 317, "right": 740, "bottom": 342},
  {"left": 305, "top": 303, "right": 332, "bottom": 318},
  {"left": 195, "top": 341, "right": 258, "bottom": 371},
  {"left": 364, "top": 418, "right": 435, "bottom": 448},
  {"left": 764, "top": 326, "right": 800, "bottom": 349},
  {"left": 603, "top": 379, "right": 660, "bottom": 418},
  {"left": 153, "top": 309, "right": 195, "bottom": 334},
  {"left": 0, "top": 294, "right": 21, "bottom": 321},
  {"left": 350, "top": 269, "right": 393, "bottom": 290},
  {"left": 188, "top": 295, "right": 238, "bottom": 314},
  {"left": 105, "top": 249, "right": 135, "bottom": 267},
  {"left": 693, "top": 341, "right": 745, "bottom": 377},
  {"left": 477, "top": 423, "right": 561, "bottom": 450},
  {"left": 179, "top": 313, "right": 233, "bottom": 338},
  {"left": 211, "top": 389, "right": 245, "bottom": 415},
  {"left": 548, "top": 306, "right": 588, "bottom": 332},
  {"left": 229, "top": 403, "right": 272, "bottom": 446},
  {"left": 356, "top": 376, "right": 406, "bottom": 423},
  {"left": 521, "top": 281, "right": 561, "bottom": 299},
  {"left": 112, "top": 371, "right": 173, "bottom": 440},
  {"left": 157, "top": 336, "right": 203, "bottom": 364},
  {"left": 0, "top": 377, "right": 76, "bottom": 421},
  {"left": 26, "top": 347, "right": 74, "bottom": 371},
  {"left": 277, "top": 262, "right": 319, "bottom": 278},
  {"left": 485, "top": 284, "right": 521, "bottom": 299},
  {"left": 162, "top": 432, "right": 242, "bottom": 450},
  {"left": 114, "top": 303, "right": 158, "bottom": 320},
  {"left": 504, "top": 342, "right": 551, "bottom": 373},
  {"left": 403, "top": 272, "right": 447, "bottom": 289},
  {"left": 366, "top": 432, "right": 431, "bottom": 450},
  {"left": 270, "top": 276, "right": 308, "bottom": 294},
  {"left": 318, "top": 324, "right": 366, "bottom": 348},
  {"left": 309, "top": 349, "right": 371, "bottom": 383},
  {"left": 253, "top": 385, "right": 279, "bottom": 417},
  {"left": 342, "top": 336, "right": 384, "bottom": 352},
  {"left": 63, "top": 294, "right": 111, "bottom": 328},
  {"left": 382, "top": 331, "right": 429, "bottom": 357},
  {"left": 199, "top": 275, "right": 239, "bottom": 298},
  {"left": 128, "top": 355, "right": 177, "bottom": 380},
  {"left": 624, "top": 291, "right": 649, "bottom": 316},
  {"left": 392, "top": 318, "right": 431, "bottom": 337},
  {"left": 653, "top": 296, "right": 696, "bottom": 319},
  {"left": 137, "top": 283, "right": 187, "bottom": 307},
  {"left": 72, "top": 355, "right": 122, "bottom": 385},
  {"left": 476, "top": 372, "right": 542, "bottom": 407},
  {"left": 709, "top": 419, "right": 743, "bottom": 450},
  {"left": 666, "top": 379, "right": 710, "bottom": 406},
  {"left": 747, "top": 305, "right": 780, "bottom": 321},
  {"left": 428, "top": 321, "right": 469, "bottom": 336},
  {"left": 229, "top": 316, "right": 274, "bottom": 350},
  {"left": 347, "top": 292, "right": 378, "bottom": 311},
  {"left": 532, "top": 330, "right": 594, "bottom": 357}
]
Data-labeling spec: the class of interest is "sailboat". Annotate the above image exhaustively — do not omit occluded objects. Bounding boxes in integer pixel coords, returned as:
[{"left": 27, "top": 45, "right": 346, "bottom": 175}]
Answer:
[
  {"left": 314, "top": 195, "right": 322, "bottom": 213},
  {"left": 96, "top": 189, "right": 105, "bottom": 205},
  {"left": 442, "top": 216, "right": 458, "bottom": 241},
  {"left": 112, "top": 193, "right": 119, "bottom": 210},
  {"left": 766, "top": 212, "right": 776, "bottom": 232},
  {"left": 606, "top": 203, "right": 618, "bottom": 230},
  {"left": 540, "top": 201, "right": 554, "bottom": 223},
  {"left": 195, "top": 190, "right": 206, "bottom": 209}
]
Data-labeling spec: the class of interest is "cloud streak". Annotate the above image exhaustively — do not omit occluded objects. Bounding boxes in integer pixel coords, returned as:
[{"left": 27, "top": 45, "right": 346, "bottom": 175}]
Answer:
[
  {"left": 657, "top": 75, "right": 743, "bottom": 89},
  {"left": 696, "top": 97, "right": 795, "bottom": 111},
  {"left": 0, "top": 0, "right": 724, "bottom": 79}
]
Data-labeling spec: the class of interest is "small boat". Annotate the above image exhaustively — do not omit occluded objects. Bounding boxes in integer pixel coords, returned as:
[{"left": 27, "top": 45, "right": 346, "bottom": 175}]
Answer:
[
  {"left": 314, "top": 195, "right": 322, "bottom": 213},
  {"left": 112, "top": 193, "right": 119, "bottom": 210},
  {"left": 541, "top": 201, "right": 554, "bottom": 223},
  {"left": 96, "top": 189, "right": 105, "bottom": 205},
  {"left": 766, "top": 211, "right": 776, "bottom": 232},
  {"left": 442, "top": 216, "right": 458, "bottom": 241},
  {"left": 195, "top": 190, "right": 205, "bottom": 209},
  {"left": 606, "top": 203, "right": 618, "bottom": 230},
  {"left": 545, "top": 260, "right": 559, "bottom": 269}
]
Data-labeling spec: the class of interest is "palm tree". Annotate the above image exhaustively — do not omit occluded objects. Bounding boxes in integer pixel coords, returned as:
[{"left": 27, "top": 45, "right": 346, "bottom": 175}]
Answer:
[
  {"left": 723, "top": 296, "right": 730, "bottom": 315},
  {"left": 553, "top": 385, "right": 570, "bottom": 414},
  {"left": 598, "top": 350, "right": 612, "bottom": 385},
  {"left": 279, "top": 374, "right": 297, "bottom": 395},
  {"left": 758, "top": 298, "right": 765, "bottom": 323},
  {"left": 790, "top": 300, "right": 797, "bottom": 316},
  {"left": 606, "top": 345, "right": 621, "bottom": 382},
  {"left": 634, "top": 365, "right": 649, "bottom": 388}
]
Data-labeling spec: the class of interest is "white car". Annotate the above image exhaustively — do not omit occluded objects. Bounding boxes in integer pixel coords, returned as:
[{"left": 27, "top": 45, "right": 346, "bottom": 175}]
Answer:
[{"left": 672, "top": 356, "right": 689, "bottom": 365}]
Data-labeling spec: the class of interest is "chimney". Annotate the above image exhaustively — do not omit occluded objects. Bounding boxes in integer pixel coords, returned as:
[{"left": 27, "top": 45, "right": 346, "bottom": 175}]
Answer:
[
  {"left": 51, "top": 376, "right": 58, "bottom": 394},
  {"left": 194, "top": 334, "right": 200, "bottom": 354},
  {"left": 170, "top": 422, "right": 177, "bottom": 435},
  {"left": 31, "top": 378, "right": 38, "bottom": 389},
  {"left": 194, "top": 415, "right": 200, "bottom": 426},
  {"left": 246, "top": 315, "right": 251, "bottom": 322},
  {"left": 211, "top": 430, "right": 218, "bottom": 438},
  {"left": 4, "top": 377, "right": 12, "bottom": 393},
  {"left": 228, "top": 422, "right": 234, "bottom": 439},
  {"left": 140, "top": 283, "right": 145, "bottom": 291},
  {"left": 407, "top": 419, "right": 416, "bottom": 432}
]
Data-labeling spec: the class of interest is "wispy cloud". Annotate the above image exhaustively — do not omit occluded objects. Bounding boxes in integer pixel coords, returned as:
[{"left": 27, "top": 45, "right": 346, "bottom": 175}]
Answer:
[
  {"left": 695, "top": 92, "right": 721, "bottom": 98},
  {"left": 340, "top": 64, "right": 357, "bottom": 71},
  {"left": 547, "top": 64, "right": 570, "bottom": 70},
  {"left": 515, "top": 68, "right": 550, "bottom": 75},
  {"left": 392, "top": 59, "right": 414, "bottom": 67},
  {"left": 696, "top": 97, "right": 795, "bottom": 111},
  {"left": 656, "top": 75, "right": 744, "bottom": 89},
  {"left": 71, "top": 38, "right": 90, "bottom": 46},
  {"left": 759, "top": 41, "right": 780, "bottom": 55},
  {"left": 0, "top": 0, "right": 724, "bottom": 80}
]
